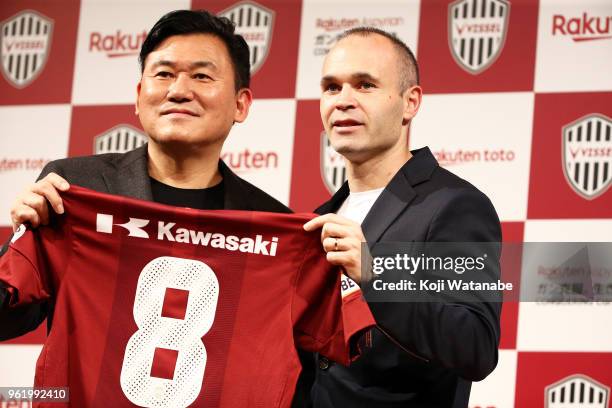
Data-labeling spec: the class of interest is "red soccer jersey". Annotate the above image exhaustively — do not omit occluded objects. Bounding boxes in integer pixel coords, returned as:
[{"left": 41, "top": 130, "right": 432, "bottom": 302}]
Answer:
[{"left": 0, "top": 186, "right": 374, "bottom": 407}]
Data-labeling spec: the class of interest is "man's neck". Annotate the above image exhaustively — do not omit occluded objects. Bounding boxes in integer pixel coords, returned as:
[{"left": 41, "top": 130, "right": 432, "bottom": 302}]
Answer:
[
  {"left": 147, "top": 141, "right": 223, "bottom": 189},
  {"left": 346, "top": 145, "right": 412, "bottom": 193}
]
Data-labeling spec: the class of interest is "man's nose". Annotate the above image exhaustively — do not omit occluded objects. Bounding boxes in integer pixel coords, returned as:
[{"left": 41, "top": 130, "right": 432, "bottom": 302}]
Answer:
[
  {"left": 167, "top": 73, "right": 193, "bottom": 102},
  {"left": 335, "top": 84, "right": 356, "bottom": 111}
]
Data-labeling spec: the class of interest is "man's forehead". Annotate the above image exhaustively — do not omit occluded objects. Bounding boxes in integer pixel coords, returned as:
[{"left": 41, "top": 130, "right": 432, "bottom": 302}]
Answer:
[
  {"left": 333, "top": 33, "right": 394, "bottom": 52},
  {"left": 327, "top": 35, "right": 395, "bottom": 61},
  {"left": 322, "top": 36, "right": 395, "bottom": 76},
  {"left": 144, "top": 34, "right": 228, "bottom": 68}
]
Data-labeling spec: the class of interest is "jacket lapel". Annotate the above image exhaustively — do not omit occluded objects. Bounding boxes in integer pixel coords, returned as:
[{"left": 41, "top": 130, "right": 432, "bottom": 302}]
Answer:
[
  {"left": 102, "top": 144, "right": 153, "bottom": 200},
  {"left": 362, "top": 147, "right": 438, "bottom": 244},
  {"left": 361, "top": 172, "right": 416, "bottom": 246},
  {"left": 316, "top": 147, "right": 439, "bottom": 246},
  {"left": 219, "top": 160, "right": 255, "bottom": 211},
  {"left": 315, "top": 182, "right": 350, "bottom": 215}
]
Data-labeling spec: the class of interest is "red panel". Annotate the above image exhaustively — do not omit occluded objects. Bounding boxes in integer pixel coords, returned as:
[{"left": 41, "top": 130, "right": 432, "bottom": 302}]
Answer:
[
  {"left": 516, "top": 352, "right": 612, "bottom": 407},
  {"left": 417, "top": 0, "right": 538, "bottom": 93},
  {"left": 68, "top": 105, "right": 145, "bottom": 158},
  {"left": 528, "top": 92, "right": 612, "bottom": 218},
  {"left": 289, "top": 99, "right": 331, "bottom": 212},
  {"left": 191, "top": 0, "right": 302, "bottom": 99},
  {"left": 499, "top": 222, "right": 523, "bottom": 350},
  {"left": 0, "top": 0, "right": 80, "bottom": 104},
  {"left": 0, "top": 227, "right": 12, "bottom": 246}
]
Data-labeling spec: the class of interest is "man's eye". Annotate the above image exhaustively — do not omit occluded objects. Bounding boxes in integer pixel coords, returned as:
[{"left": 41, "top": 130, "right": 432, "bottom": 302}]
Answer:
[
  {"left": 324, "top": 84, "right": 340, "bottom": 92},
  {"left": 360, "top": 82, "right": 375, "bottom": 89},
  {"left": 193, "top": 73, "right": 211, "bottom": 80},
  {"left": 155, "top": 71, "right": 172, "bottom": 78}
]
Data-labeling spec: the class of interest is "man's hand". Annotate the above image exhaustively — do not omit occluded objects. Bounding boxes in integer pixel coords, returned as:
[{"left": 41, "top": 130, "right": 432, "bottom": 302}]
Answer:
[
  {"left": 10, "top": 173, "right": 70, "bottom": 231},
  {"left": 304, "top": 213, "right": 369, "bottom": 284}
]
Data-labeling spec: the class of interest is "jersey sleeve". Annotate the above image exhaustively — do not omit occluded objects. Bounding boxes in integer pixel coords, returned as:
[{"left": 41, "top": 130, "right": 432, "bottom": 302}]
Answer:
[
  {"left": 292, "top": 237, "right": 375, "bottom": 366},
  {"left": 0, "top": 222, "right": 68, "bottom": 308}
]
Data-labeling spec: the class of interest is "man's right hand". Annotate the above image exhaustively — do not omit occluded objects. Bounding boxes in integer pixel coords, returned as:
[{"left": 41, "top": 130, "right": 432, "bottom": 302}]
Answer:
[{"left": 10, "top": 173, "right": 70, "bottom": 231}]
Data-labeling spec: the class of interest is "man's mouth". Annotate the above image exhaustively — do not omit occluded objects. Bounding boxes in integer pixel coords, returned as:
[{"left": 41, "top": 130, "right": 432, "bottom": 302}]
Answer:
[
  {"left": 161, "top": 108, "right": 198, "bottom": 117},
  {"left": 332, "top": 119, "right": 363, "bottom": 128}
]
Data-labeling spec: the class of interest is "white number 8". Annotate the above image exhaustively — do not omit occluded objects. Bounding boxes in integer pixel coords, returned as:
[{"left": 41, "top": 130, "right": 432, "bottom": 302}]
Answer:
[{"left": 120, "top": 256, "right": 219, "bottom": 407}]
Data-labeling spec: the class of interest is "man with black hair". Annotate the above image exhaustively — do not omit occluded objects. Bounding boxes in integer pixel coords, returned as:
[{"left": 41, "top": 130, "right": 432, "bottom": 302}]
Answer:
[
  {"left": 2, "top": 10, "right": 343, "bottom": 407},
  {"left": 2, "top": 9, "right": 288, "bottom": 343},
  {"left": 303, "top": 27, "right": 502, "bottom": 407}
]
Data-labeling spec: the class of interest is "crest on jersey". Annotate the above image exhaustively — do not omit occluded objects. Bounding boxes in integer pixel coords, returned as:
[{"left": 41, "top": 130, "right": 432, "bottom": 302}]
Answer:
[
  {"left": 545, "top": 374, "right": 609, "bottom": 408},
  {"left": 448, "top": 0, "right": 509, "bottom": 74},
  {"left": 0, "top": 10, "right": 53, "bottom": 88},
  {"left": 320, "top": 131, "right": 346, "bottom": 194},
  {"left": 562, "top": 114, "right": 612, "bottom": 200},
  {"left": 219, "top": 1, "right": 275, "bottom": 74},
  {"left": 94, "top": 124, "right": 147, "bottom": 155}
]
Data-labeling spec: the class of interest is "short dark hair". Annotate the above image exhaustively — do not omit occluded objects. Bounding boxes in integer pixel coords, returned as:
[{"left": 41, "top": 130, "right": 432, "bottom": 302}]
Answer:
[
  {"left": 139, "top": 9, "right": 250, "bottom": 91},
  {"left": 338, "top": 27, "right": 420, "bottom": 92}
]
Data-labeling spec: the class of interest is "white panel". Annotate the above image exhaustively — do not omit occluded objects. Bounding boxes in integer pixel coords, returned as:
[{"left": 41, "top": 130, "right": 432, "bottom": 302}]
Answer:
[
  {"left": 518, "top": 220, "right": 612, "bottom": 351},
  {"left": 0, "top": 105, "right": 71, "bottom": 227},
  {"left": 535, "top": 0, "right": 612, "bottom": 92},
  {"left": 410, "top": 92, "right": 534, "bottom": 221},
  {"left": 517, "top": 302, "right": 612, "bottom": 351},
  {"left": 0, "top": 345, "right": 42, "bottom": 386},
  {"left": 296, "top": 0, "right": 421, "bottom": 99},
  {"left": 525, "top": 219, "right": 612, "bottom": 242},
  {"left": 71, "top": 0, "right": 190, "bottom": 105},
  {"left": 221, "top": 99, "right": 296, "bottom": 205}
]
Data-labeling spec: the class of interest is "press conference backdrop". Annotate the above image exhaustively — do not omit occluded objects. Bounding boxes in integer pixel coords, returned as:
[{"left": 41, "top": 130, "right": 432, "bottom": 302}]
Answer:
[{"left": 1, "top": 0, "right": 611, "bottom": 406}]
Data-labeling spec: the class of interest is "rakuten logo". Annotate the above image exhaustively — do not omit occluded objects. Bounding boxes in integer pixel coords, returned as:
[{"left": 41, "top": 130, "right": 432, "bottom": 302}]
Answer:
[
  {"left": 89, "top": 30, "right": 147, "bottom": 57},
  {"left": 433, "top": 148, "right": 516, "bottom": 166},
  {"left": 221, "top": 149, "right": 278, "bottom": 174},
  {"left": 0, "top": 158, "right": 51, "bottom": 173},
  {"left": 552, "top": 13, "right": 612, "bottom": 42}
]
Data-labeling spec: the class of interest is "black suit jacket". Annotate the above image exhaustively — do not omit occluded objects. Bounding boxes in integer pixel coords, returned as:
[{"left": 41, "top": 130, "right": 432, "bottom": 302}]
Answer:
[
  {"left": 0, "top": 144, "right": 290, "bottom": 340},
  {"left": 310, "top": 147, "right": 502, "bottom": 408}
]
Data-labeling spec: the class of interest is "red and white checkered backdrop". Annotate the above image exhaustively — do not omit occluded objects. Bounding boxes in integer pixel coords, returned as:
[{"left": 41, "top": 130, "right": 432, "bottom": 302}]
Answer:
[{"left": 1, "top": 0, "right": 611, "bottom": 406}]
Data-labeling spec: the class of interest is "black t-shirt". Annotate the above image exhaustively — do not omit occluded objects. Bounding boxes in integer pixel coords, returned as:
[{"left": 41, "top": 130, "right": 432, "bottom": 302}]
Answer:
[{"left": 150, "top": 177, "right": 224, "bottom": 210}]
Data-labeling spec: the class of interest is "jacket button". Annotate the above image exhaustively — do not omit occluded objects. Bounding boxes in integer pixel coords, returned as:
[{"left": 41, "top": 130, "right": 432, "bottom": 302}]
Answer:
[{"left": 318, "top": 357, "right": 330, "bottom": 370}]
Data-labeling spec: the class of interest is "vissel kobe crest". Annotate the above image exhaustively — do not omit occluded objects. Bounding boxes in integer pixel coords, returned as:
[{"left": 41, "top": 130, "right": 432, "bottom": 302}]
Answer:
[
  {"left": 1, "top": 10, "right": 53, "bottom": 88},
  {"left": 219, "top": 1, "right": 275, "bottom": 74},
  {"left": 545, "top": 374, "right": 610, "bottom": 408},
  {"left": 562, "top": 114, "right": 612, "bottom": 200},
  {"left": 448, "top": 0, "right": 510, "bottom": 74},
  {"left": 94, "top": 124, "right": 147, "bottom": 155}
]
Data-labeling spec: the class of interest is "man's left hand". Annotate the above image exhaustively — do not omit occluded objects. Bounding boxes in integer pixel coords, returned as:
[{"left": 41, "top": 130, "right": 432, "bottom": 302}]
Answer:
[{"left": 304, "top": 213, "right": 368, "bottom": 284}]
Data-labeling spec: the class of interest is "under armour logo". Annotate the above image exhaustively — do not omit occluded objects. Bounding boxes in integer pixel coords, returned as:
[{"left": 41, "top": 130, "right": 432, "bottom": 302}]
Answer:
[{"left": 96, "top": 213, "right": 149, "bottom": 238}]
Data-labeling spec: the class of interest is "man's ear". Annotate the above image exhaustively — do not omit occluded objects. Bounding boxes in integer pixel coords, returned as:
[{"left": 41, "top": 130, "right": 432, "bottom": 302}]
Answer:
[
  {"left": 135, "top": 82, "right": 142, "bottom": 116},
  {"left": 402, "top": 85, "right": 422, "bottom": 126},
  {"left": 233, "top": 88, "right": 253, "bottom": 124}
]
